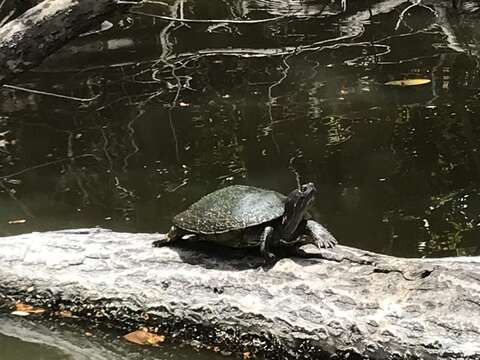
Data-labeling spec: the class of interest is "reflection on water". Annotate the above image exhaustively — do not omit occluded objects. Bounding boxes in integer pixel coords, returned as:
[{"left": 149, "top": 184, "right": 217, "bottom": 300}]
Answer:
[
  {"left": 0, "top": 333, "right": 68, "bottom": 360},
  {"left": 1, "top": 0, "right": 480, "bottom": 260}
]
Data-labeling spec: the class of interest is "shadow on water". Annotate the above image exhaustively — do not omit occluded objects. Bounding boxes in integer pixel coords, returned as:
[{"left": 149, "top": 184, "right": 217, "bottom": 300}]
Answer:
[{"left": 1, "top": 0, "right": 480, "bottom": 259}]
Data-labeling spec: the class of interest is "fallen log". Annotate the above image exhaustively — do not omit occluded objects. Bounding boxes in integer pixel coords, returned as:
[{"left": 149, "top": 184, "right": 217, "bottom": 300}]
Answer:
[
  {"left": 0, "top": 0, "right": 134, "bottom": 85},
  {"left": 0, "top": 228, "right": 479, "bottom": 359}
]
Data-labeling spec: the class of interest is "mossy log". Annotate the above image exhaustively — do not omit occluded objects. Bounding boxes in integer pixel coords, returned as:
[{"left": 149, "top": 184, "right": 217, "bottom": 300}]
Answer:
[
  {"left": 0, "top": 0, "right": 133, "bottom": 85},
  {"left": 0, "top": 228, "right": 479, "bottom": 359}
]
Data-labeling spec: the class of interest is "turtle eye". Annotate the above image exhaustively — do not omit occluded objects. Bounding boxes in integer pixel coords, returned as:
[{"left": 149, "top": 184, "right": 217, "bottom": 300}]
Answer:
[{"left": 301, "top": 184, "right": 308, "bottom": 192}]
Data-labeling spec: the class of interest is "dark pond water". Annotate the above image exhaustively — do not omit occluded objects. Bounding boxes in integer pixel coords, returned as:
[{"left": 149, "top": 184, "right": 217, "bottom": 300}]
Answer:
[
  {"left": 0, "top": 316, "right": 225, "bottom": 360},
  {"left": 1, "top": 0, "right": 480, "bottom": 358},
  {"left": 0, "top": 332, "right": 67, "bottom": 360}
]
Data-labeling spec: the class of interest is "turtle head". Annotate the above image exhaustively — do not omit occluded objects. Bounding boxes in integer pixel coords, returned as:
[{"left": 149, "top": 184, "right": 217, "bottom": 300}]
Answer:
[{"left": 281, "top": 183, "right": 316, "bottom": 241}]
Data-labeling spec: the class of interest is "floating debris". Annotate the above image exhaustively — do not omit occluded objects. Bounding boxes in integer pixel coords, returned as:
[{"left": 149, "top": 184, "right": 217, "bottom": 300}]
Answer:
[
  {"left": 12, "top": 303, "right": 46, "bottom": 316},
  {"left": 8, "top": 219, "right": 27, "bottom": 224},
  {"left": 384, "top": 79, "right": 431, "bottom": 86},
  {"left": 123, "top": 329, "right": 165, "bottom": 346}
]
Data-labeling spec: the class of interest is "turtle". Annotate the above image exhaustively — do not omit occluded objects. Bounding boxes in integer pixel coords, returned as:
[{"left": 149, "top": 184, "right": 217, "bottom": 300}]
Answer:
[{"left": 152, "top": 182, "right": 337, "bottom": 261}]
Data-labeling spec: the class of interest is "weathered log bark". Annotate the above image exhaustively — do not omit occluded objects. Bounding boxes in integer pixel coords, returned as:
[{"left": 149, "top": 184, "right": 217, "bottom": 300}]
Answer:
[
  {"left": 0, "top": 228, "right": 479, "bottom": 359},
  {"left": 0, "top": 0, "right": 133, "bottom": 85}
]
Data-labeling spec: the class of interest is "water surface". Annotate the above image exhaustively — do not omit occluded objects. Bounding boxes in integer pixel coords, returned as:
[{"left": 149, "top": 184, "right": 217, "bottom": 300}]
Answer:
[
  {"left": 0, "top": 316, "right": 226, "bottom": 360},
  {"left": 2, "top": 1, "right": 480, "bottom": 258}
]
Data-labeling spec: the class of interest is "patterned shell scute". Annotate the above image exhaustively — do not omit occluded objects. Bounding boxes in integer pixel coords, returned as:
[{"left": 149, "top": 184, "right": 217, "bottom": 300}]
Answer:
[{"left": 173, "top": 185, "right": 287, "bottom": 234}]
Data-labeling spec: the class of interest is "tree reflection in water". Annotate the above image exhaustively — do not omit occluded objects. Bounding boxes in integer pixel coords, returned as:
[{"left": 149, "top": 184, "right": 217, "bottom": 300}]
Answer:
[{"left": 0, "top": 0, "right": 479, "bottom": 258}]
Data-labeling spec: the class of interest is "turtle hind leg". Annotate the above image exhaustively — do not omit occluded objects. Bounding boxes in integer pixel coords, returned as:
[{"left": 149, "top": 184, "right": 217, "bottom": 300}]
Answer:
[
  {"left": 305, "top": 220, "right": 338, "bottom": 248},
  {"left": 259, "top": 226, "right": 276, "bottom": 263},
  {"left": 152, "top": 226, "right": 187, "bottom": 247}
]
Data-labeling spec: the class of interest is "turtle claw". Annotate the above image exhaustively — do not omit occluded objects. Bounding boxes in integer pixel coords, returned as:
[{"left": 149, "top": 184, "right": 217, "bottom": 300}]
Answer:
[
  {"left": 316, "top": 237, "right": 337, "bottom": 249},
  {"left": 263, "top": 252, "right": 277, "bottom": 264},
  {"left": 152, "top": 234, "right": 170, "bottom": 247},
  {"left": 306, "top": 220, "right": 338, "bottom": 249},
  {"left": 152, "top": 240, "right": 163, "bottom": 247}
]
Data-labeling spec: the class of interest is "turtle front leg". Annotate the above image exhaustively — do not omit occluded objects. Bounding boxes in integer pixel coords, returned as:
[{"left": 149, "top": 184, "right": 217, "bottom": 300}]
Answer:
[
  {"left": 305, "top": 220, "right": 337, "bottom": 248},
  {"left": 259, "top": 226, "right": 276, "bottom": 262},
  {"left": 152, "top": 226, "right": 187, "bottom": 247}
]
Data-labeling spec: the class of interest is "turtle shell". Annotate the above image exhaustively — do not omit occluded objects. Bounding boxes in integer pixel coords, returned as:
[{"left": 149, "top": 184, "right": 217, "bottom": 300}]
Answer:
[{"left": 173, "top": 185, "right": 286, "bottom": 234}]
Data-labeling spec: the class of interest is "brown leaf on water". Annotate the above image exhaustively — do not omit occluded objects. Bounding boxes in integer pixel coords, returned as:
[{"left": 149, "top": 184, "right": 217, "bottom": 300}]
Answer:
[
  {"left": 243, "top": 352, "right": 252, "bottom": 359},
  {"left": 14, "top": 303, "right": 45, "bottom": 314},
  {"left": 384, "top": 78, "right": 431, "bottom": 86},
  {"left": 123, "top": 329, "right": 165, "bottom": 346}
]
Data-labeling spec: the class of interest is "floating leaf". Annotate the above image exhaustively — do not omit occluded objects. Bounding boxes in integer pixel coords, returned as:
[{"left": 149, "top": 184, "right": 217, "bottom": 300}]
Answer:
[
  {"left": 8, "top": 219, "right": 26, "bottom": 224},
  {"left": 243, "top": 351, "right": 252, "bottom": 359},
  {"left": 123, "top": 329, "right": 165, "bottom": 346},
  {"left": 16, "top": 303, "right": 46, "bottom": 313},
  {"left": 13, "top": 303, "right": 45, "bottom": 315},
  {"left": 11, "top": 311, "right": 30, "bottom": 317},
  {"left": 384, "top": 78, "right": 431, "bottom": 86}
]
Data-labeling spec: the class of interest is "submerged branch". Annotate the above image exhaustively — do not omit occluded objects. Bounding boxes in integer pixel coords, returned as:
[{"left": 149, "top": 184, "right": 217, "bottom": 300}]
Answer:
[
  {"left": 0, "top": 0, "right": 134, "bottom": 85},
  {"left": 130, "top": 10, "right": 292, "bottom": 24}
]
